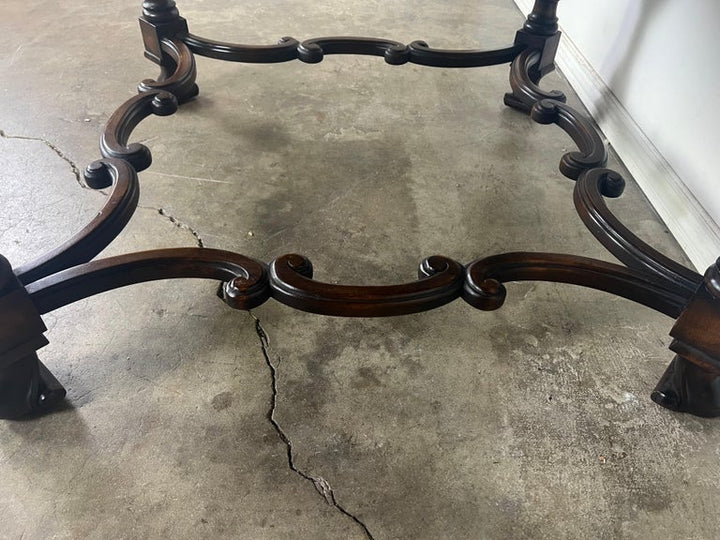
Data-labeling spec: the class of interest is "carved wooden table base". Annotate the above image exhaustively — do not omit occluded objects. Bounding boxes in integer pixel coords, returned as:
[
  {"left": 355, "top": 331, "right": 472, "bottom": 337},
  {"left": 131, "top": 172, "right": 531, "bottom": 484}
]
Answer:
[{"left": 2, "top": 0, "right": 720, "bottom": 419}]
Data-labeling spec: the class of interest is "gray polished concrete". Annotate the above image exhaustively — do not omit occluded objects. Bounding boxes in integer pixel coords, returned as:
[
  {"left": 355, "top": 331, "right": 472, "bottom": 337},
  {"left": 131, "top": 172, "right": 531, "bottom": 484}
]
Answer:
[{"left": 1, "top": 1, "right": 719, "bottom": 538}]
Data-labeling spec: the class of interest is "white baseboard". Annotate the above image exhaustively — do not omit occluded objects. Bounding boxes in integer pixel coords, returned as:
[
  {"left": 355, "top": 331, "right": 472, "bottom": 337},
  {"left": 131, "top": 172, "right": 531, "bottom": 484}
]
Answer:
[{"left": 513, "top": 0, "right": 720, "bottom": 272}]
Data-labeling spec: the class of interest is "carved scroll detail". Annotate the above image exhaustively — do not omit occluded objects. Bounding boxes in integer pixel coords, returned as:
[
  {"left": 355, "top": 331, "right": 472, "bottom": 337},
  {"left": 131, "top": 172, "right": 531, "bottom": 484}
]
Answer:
[
  {"left": 26, "top": 248, "right": 270, "bottom": 315},
  {"left": 298, "top": 37, "right": 410, "bottom": 64},
  {"left": 504, "top": 49, "right": 566, "bottom": 112},
  {"left": 183, "top": 34, "right": 300, "bottom": 63},
  {"left": 269, "top": 254, "right": 465, "bottom": 317},
  {"left": 15, "top": 159, "right": 140, "bottom": 285},
  {"left": 574, "top": 168, "right": 702, "bottom": 293},
  {"left": 96, "top": 90, "right": 178, "bottom": 172},
  {"left": 138, "top": 37, "right": 198, "bottom": 102},
  {"left": 530, "top": 99, "right": 607, "bottom": 180},
  {"left": 182, "top": 34, "right": 525, "bottom": 68},
  {"left": 463, "top": 252, "right": 691, "bottom": 318}
]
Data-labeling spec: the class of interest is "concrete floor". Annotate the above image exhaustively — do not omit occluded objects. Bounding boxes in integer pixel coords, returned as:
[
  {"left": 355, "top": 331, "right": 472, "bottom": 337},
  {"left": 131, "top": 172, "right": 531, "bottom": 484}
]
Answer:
[{"left": 1, "top": 1, "right": 719, "bottom": 538}]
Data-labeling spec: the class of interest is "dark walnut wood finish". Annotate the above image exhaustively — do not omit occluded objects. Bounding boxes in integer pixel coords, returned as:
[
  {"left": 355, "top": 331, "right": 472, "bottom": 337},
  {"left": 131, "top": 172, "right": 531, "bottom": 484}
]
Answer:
[{"left": 1, "top": 0, "right": 718, "bottom": 418}]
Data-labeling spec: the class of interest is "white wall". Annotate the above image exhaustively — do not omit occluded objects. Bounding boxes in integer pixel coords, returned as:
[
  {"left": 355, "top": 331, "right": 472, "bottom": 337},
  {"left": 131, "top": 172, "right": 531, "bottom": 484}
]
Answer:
[{"left": 515, "top": 0, "right": 720, "bottom": 271}]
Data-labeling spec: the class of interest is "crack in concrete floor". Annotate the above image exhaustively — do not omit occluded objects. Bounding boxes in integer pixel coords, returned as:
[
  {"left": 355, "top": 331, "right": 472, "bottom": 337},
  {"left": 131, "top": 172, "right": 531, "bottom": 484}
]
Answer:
[
  {"left": 1, "top": 128, "right": 206, "bottom": 250},
  {"left": 251, "top": 312, "right": 375, "bottom": 539},
  {"left": 0, "top": 129, "right": 87, "bottom": 190},
  {"left": 2, "top": 126, "right": 372, "bottom": 534},
  {"left": 155, "top": 207, "right": 205, "bottom": 248}
]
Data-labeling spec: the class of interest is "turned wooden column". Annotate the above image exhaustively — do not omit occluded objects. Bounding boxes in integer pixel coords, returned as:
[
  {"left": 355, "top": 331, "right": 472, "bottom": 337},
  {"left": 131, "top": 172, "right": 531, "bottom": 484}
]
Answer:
[
  {"left": 513, "top": 0, "right": 561, "bottom": 79},
  {"left": 141, "top": 0, "right": 181, "bottom": 22},
  {"left": 139, "top": 0, "right": 188, "bottom": 65},
  {"left": 523, "top": 0, "right": 559, "bottom": 36}
]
